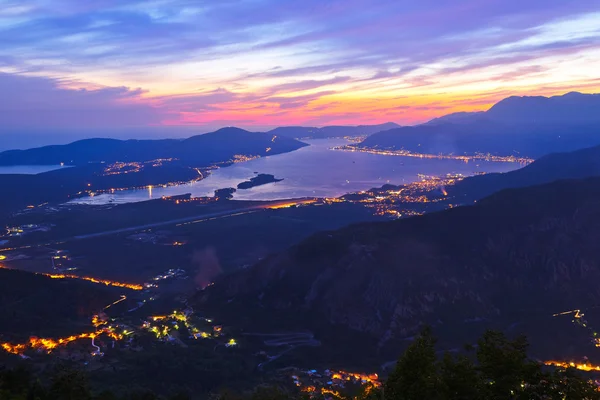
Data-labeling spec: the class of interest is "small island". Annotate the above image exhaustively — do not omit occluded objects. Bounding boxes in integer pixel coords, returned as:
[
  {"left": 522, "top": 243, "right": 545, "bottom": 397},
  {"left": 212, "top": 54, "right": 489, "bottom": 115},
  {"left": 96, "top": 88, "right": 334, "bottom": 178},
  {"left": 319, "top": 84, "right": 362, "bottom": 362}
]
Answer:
[
  {"left": 214, "top": 187, "right": 236, "bottom": 200},
  {"left": 237, "top": 174, "right": 283, "bottom": 190}
]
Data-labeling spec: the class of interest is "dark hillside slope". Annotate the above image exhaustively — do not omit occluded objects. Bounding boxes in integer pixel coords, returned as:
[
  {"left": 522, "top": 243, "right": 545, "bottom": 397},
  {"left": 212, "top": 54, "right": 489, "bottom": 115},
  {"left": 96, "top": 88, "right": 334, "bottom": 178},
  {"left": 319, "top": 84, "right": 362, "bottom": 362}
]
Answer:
[
  {"left": 0, "top": 268, "right": 123, "bottom": 339},
  {"left": 449, "top": 144, "right": 600, "bottom": 201},
  {"left": 200, "top": 177, "right": 600, "bottom": 355}
]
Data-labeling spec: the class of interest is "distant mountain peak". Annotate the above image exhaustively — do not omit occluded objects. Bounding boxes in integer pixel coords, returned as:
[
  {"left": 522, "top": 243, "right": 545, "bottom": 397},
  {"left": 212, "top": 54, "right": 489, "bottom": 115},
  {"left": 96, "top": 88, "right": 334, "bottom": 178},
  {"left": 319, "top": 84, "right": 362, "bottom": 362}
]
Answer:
[
  {"left": 425, "top": 91, "right": 600, "bottom": 126},
  {"left": 212, "top": 126, "right": 251, "bottom": 134},
  {"left": 486, "top": 91, "right": 600, "bottom": 124},
  {"left": 562, "top": 91, "right": 584, "bottom": 97}
]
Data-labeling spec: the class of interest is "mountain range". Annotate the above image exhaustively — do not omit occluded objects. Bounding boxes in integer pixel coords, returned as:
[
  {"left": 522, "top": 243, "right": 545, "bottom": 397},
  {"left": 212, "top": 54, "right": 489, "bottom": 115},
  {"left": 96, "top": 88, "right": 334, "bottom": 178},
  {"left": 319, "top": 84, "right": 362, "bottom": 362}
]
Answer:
[
  {"left": 358, "top": 92, "right": 600, "bottom": 158},
  {"left": 199, "top": 175, "right": 600, "bottom": 363},
  {"left": 268, "top": 122, "right": 401, "bottom": 139},
  {"left": 4, "top": 91, "right": 600, "bottom": 371},
  {"left": 0, "top": 127, "right": 307, "bottom": 166},
  {"left": 2, "top": 92, "right": 599, "bottom": 165},
  {"left": 197, "top": 140, "right": 600, "bottom": 364},
  {"left": 0, "top": 124, "right": 403, "bottom": 166},
  {"left": 428, "top": 92, "right": 600, "bottom": 126}
]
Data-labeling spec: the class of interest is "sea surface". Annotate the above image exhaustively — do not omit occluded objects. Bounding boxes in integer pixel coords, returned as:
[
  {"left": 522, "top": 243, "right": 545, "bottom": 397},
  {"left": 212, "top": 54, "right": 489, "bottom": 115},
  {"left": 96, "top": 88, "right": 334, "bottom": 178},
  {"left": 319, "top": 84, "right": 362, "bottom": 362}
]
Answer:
[
  {"left": 69, "top": 138, "right": 521, "bottom": 205},
  {"left": 0, "top": 165, "right": 69, "bottom": 175}
]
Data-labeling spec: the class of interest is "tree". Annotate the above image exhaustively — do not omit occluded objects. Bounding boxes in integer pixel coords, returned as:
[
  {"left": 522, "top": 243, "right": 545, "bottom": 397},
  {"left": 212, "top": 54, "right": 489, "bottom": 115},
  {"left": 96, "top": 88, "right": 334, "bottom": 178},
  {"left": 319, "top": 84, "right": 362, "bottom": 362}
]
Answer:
[
  {"left": 476, "top": 330, "right": 540, "bottom": 399},
  {"left": 549, "top": 367, "right": 600, "bottom": 400},
  {"left": 439, "top": 352, "right": 483, "bottom": 400},
  {"left": 27, "top": 378, "right": 47, "bottom": 400},
  {"left": 356, "top": 383, "right": 382, "bottom": 400},
  {"left": 48, "top": 367, "right": 92, "bottom": 400},
  {"left": 2, "top": 366, "right": 33, "bottom": 393},
  {"left": 384, "top": 326, "right": 441, "bottom": 400}
]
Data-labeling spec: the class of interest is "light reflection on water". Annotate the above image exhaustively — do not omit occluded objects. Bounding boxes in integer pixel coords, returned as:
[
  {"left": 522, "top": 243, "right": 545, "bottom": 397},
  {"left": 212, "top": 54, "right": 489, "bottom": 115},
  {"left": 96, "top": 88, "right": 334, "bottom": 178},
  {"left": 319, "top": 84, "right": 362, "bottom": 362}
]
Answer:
[
  {"left": 0, "top": 165, "right": 69, "bottom": 175},
  {"left": 69, "top": 138, "right": 521, "bottom": 205}
]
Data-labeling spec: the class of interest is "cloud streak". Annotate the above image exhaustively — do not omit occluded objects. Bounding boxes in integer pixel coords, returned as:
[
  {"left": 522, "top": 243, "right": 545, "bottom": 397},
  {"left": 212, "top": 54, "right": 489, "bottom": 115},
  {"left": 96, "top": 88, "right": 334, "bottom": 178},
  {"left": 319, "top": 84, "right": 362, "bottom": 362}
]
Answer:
[
  {"left": 0, "top": 1, "right": 599, "bottom": 129},
  {"left": 0, "top": 72, "right": 161, "bottom": 129}
]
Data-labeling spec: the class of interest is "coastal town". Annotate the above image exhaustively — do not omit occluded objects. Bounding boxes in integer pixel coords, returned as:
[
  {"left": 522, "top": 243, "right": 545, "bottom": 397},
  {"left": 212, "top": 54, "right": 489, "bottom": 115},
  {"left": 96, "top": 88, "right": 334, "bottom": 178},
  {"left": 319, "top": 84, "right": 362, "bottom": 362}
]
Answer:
[
  {"left": 0, "top": 262, "right": 238, "bottom": 363},
  {"left": 332, "top": 144, "right": 535, "bottom": 165}
]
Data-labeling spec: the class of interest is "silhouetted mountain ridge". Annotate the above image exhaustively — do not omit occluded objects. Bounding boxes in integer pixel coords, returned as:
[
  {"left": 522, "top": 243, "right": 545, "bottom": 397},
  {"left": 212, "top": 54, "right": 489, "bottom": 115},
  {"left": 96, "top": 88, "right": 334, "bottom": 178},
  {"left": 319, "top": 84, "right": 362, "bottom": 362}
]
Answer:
[
  {"left": 268, "top": 122, "right": 400, "bottom": 139},
  {"left": 487, "top": 92, "right": 600, "bottom": 124},
  {"left": 359, "top": 92, "right": 600, "bottom": 157},
  {"left": 0, "top": 127, "right": 307, "bottom": 166}
]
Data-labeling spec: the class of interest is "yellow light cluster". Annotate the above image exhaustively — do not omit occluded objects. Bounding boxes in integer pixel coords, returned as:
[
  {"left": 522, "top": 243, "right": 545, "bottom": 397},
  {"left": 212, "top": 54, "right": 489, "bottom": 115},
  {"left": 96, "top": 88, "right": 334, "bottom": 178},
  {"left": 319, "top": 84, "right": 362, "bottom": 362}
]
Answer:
[
  {"left": 44, "top": 273, "right": 143, "bottom": 290},
  {"left": 545, "top": 360, "right": 600, "bottom": 372},
  {"left": 1, "top": 329, "right": 122, "bottom": 356},
  {"left": 334, "top": 145, "right": 534, "bottom": 164}
]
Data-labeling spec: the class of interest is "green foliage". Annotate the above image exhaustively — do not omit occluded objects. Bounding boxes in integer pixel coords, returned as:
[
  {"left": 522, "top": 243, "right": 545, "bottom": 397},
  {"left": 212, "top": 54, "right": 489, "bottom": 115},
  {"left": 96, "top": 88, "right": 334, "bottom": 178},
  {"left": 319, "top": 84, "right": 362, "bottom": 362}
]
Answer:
[
  {"left": 384, "top": 328, "right": 600, "bottom": 400},
  {"left": 355, "top": 384, "right": 382, "bottom": 400},
  {"left": 384, "top": 326, "right": 441, "bottom": 400},
  {"left": 1, "top": 330, "right": 600, "bottom": 400},
  {"left": 476, "top": 331, "right": 537, "bottom": 399},
  {"left": 549, "top": 367, "right": 600, "bottom": 400},
  {"left": 439, "top": 353, "right": 482, "bottom": 400},
  {"left": 48, "top": 367, "right": 92, "bottom": 400}
]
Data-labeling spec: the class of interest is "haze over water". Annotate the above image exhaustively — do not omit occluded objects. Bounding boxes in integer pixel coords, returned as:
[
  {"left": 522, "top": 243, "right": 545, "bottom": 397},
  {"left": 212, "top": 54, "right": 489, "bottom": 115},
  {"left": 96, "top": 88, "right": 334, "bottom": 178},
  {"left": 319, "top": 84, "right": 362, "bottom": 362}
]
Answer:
[
  {"left": 70, "top": 139, "right": 520, "bottom": 205},
  {"left": 0, "top": 165, "right": 69, "bottom": 175}
]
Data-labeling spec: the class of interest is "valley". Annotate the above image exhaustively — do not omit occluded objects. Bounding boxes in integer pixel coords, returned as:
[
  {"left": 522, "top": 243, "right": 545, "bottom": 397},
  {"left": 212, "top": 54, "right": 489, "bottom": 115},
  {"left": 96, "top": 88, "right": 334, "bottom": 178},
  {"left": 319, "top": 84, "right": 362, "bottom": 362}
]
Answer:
[{"left": 2, "top": 93, "right": 600, "bottom": 398}]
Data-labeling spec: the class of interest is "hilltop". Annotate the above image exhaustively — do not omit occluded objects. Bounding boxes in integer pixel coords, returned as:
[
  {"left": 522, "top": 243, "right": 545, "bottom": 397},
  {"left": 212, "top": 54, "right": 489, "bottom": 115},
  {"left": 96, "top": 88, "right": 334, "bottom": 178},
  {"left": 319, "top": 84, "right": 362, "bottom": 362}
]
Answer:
[
  {"left": 486, "top": 92, "right": 600, "bottom": 124},
  {"left": 0, "top": 127, "right": 307, "bottom": 166},
  {"left": 357, "top": 92, "right": 600, "bottom": 158}
]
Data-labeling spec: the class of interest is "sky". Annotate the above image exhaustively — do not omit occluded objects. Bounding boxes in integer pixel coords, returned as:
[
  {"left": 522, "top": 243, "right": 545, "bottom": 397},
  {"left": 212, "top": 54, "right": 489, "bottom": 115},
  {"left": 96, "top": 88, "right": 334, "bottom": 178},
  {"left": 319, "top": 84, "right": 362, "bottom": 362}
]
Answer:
[{"left": 1, "top": 0, "right": 599, "bottom": 132}]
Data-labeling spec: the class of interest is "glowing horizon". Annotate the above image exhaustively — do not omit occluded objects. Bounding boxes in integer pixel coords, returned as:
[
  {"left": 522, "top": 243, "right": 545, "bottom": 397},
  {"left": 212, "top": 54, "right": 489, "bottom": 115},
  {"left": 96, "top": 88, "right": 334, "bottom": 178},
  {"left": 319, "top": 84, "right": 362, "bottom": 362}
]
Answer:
[{"left": 0, "top": 1, "right": 599, "bottom": 130}]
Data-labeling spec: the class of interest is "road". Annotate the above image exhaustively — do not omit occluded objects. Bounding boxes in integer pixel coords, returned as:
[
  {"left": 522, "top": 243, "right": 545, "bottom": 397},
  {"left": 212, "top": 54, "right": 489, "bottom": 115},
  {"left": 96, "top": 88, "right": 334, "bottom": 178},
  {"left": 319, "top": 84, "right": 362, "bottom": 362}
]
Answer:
[
  {"left": 243, "top": 332, "right": 321, "bottom": 347},
  {"left": 73, "top": 198, "right": 316, "bottom": 240},
  {"left": 243, "top": 332, "right": 321, "bottom": 370},
  {"left": 91, "top": 337, "right": 101, "bottom": 355},
  {"left": 0, "top": 198, "right": 317, "bottom": 251},
  {"left": 73, "top": 208, "right": 262, "bottom": 240}
]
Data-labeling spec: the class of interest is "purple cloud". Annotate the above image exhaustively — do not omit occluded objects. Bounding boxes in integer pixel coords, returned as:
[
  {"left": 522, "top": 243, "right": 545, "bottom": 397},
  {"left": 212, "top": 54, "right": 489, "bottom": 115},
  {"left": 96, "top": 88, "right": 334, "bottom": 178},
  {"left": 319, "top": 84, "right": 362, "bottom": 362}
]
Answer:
[
  {"left": 0, "top": 0, "right": 598, "bottom": 129},
  {"left": 265, "top": 91, "right": 337, "bottom": 109},
  {"left": 267, "top": 76, "right": 351, "bottom": 95},
  {"left": 0, "top": 72, "right": 161, "bottom": 129}
]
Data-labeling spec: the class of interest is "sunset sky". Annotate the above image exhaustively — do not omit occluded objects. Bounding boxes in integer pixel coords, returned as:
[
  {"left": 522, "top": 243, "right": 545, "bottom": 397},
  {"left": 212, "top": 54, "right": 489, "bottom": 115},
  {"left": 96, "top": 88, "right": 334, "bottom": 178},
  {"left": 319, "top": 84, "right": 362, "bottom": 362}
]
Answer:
[{"left": 1, "top": 0, "right": 599, "bottom": 130}]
